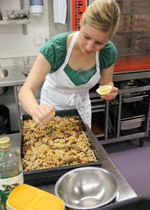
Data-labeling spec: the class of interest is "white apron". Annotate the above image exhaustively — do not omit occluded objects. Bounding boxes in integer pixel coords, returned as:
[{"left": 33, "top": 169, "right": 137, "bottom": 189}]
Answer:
[{"left": 40, "top": 31, "right": 101, "bottom": 128}]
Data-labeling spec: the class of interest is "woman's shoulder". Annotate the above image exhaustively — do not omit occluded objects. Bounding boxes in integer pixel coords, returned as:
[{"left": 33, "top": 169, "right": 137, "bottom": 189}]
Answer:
[
  {"left": 42, "top": 31, "right": 72, "bottom": 51},
  {"left": 101, "top": 40, "right": 117, "bottom": 55},
  {"left": 51, "top": 31, "right": 71, "bottom": 43},
  {"left": 99, "top": 40, "right": 117, "bottom": 69},
  {"left": 39, "top": 32, "right": 72, "bottom": 70}
]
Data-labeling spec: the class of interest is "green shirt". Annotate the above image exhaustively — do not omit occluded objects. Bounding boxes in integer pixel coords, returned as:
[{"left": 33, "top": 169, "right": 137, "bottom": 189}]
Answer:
[{"left": 40, "top": 32, "right": 117, "bottom": 86}]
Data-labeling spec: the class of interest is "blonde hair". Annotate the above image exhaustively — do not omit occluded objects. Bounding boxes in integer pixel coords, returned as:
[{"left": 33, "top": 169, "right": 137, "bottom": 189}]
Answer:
[{"left": 81, "top": 0, "right": 120, "bottom": 38}]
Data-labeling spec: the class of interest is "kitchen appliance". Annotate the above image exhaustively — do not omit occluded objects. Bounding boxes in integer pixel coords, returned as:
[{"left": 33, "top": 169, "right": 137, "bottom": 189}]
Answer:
[
  {"left": 0, "top": 105, "right": 11, "bottom": 135},
  {"left": 68, "top": 0, "right": 150, "bottom": 71}
]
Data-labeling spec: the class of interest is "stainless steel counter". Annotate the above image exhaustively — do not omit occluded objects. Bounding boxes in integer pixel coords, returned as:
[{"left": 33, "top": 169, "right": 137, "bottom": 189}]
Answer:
[
  {"left": 1, "top": 65, "right": 150, "bottom": 88},
  {"left": 0, "top": 132, "right": 137, "bottom": 209},
  {"left": 38, "top": 127, "right": 137, "bottom": 202},
  {"left": 1, "top": 64, "right": 145, "bottom": 209}
]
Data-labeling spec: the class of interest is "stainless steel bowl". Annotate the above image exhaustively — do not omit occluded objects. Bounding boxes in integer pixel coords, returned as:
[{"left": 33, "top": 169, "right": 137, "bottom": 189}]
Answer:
[
  {"left": 0, "top": 69, "right": 8, "bottom": 78},
  {"left": 0, "top": 69, "right": 8, "bottom": 94},
  {"left": 54, "top": 167, "right": 119, "bottom": 210}
]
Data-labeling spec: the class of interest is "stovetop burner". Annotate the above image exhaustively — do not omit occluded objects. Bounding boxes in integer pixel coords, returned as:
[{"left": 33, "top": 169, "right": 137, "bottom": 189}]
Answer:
[
  {"left": 117, "top": 78, "right": 150, "bottom": 89},
  {"left": 121, "top": 80, "right": 140, "bottom": 89}
]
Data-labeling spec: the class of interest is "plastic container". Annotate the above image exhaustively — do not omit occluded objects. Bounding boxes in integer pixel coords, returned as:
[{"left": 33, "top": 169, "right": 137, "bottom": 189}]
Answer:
[
  {"left": 0, "top": 136, "right": 24, "bottom": 210},
  {"left": 7, "top": 184, "right": 65, "bottom": 210},
  {"left": 30, "top": 0, "right": 44, "bottom": 17}
]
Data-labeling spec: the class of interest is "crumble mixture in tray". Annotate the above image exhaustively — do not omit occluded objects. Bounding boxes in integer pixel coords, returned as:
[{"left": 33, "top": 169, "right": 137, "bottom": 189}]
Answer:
[{"left": 22, "top": 116, "right": 98, "bottom": 171}]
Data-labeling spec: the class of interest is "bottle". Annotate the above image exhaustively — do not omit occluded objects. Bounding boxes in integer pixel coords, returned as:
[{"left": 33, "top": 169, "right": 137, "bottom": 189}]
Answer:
[{"left": 0, "top": 137, "right": 24, "bottom": 210}]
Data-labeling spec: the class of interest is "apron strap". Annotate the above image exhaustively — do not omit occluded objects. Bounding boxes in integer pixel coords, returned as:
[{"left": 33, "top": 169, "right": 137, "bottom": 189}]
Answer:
[
  {"left": 60, "top": 31, "right": 80, "bottom": 69},
  {"left": 59, "top": 30, "right": 100, "bottom": 77},
  {"left": 95, "top": 51, "right": 100, "bottom": 74}
]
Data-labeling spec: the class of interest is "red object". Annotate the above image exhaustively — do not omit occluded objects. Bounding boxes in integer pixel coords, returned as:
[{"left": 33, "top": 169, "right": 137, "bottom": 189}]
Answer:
[
  {"left": 114, "top": 54, "right": 150, "bottom": 72},
  {"left": 72, "top": 0, "right": 86, "bottom": 31}
]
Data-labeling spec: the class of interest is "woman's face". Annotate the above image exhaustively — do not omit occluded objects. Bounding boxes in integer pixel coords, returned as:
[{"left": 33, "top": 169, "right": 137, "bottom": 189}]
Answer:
[{"left": 79, "top": 24, "right": 110, "bottom": 55}]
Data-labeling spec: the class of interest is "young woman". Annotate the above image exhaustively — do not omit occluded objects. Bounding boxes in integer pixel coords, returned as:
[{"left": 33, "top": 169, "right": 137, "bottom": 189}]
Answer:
[{"left": 18, "top": 0, "right": 121, "bottom": 128}]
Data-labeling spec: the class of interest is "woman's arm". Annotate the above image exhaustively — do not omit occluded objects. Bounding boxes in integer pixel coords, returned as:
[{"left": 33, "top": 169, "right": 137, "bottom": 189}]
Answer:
[
  {"left": 18, "top": 53, "right": 54, "bottom": 125},
  {"left": 99, "top": 64, "right": 118, "bottom": 100}
]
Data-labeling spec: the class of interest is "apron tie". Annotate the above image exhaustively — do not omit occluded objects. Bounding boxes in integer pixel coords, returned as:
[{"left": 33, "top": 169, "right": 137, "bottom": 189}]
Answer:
[
  {"left": 67, "top": 93, "right": 88, "bottom": 111},
  {"left": 67, "top": 93, "right": 91, "bottom": 128}
]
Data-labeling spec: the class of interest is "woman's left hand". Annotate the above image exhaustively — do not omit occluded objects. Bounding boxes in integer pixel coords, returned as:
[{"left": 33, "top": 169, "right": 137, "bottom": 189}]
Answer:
[{"left": 100, "top": 86, "right": 118, "bottom": 101}]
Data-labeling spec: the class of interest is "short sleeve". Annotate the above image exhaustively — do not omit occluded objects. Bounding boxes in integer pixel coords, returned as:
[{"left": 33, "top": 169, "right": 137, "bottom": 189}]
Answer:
[
  {"left": 39, "top": 32, "right": 71, "bottom": 71},
  {"left": 99, "top": 41, "right": 117, "bottom": 70}
]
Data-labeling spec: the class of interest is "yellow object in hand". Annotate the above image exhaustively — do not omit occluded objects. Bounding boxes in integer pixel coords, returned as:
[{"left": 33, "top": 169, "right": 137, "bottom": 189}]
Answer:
[
  {"left": 52, "top": 110, "right": 56, "bottom": 116},
  {"left": 96, "top": 85, "right": 112, "bottom": 96}
]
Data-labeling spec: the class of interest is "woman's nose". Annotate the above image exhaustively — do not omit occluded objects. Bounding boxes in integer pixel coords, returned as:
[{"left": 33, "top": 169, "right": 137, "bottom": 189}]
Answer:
[{"left": 86, "top": 41, "right": 94, "bottom": 51}]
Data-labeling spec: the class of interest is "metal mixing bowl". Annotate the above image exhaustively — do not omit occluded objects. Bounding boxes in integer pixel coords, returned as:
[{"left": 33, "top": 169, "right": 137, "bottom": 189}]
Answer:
[{"left": 54, "top": 167, "right": 119, "bottom": 210}]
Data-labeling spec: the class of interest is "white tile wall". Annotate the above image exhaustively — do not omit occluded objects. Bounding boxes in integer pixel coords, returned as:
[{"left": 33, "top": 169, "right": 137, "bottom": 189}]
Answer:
[{"left": 0, "top": 0, "right": 50, "bottom": 60}]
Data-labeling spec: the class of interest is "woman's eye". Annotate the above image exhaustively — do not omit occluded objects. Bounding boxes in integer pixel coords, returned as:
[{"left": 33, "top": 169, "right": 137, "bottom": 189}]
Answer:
[
  {"left": 84, "top": 36, "right": 90, "bottom": 39},
  {"left": 96, "top": 42, "right": 103, "bottom": 45}
]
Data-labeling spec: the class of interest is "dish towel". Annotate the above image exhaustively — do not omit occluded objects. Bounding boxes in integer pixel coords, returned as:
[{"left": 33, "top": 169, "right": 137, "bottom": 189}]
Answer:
[{"left": 53, "top": 0, "right": 67, "bottom": 24}]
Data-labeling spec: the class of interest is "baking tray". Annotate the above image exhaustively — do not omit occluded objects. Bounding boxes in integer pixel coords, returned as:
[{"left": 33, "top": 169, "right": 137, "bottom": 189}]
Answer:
[
  {"left": 122, "top": 95, "right": 148, "bottom": 103},
  {"left": 120, "top": 118, "right": 145, "bottom": 130},
  {"left": 21, "top": 109, "right": 102, "bottom": 186}
]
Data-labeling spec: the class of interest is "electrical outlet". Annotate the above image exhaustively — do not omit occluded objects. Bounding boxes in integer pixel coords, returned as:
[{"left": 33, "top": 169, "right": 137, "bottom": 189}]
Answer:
[{"left": 33, "top": 36, "right": 43, "bottom": 46}]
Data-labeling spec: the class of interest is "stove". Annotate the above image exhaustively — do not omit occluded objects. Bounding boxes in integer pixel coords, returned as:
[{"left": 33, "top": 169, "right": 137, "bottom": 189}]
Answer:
[{"left": 116, "top": 78, "right": 150, "bottom": 89}]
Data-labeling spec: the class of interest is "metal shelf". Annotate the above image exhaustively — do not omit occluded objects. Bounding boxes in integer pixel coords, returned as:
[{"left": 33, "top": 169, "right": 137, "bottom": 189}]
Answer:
[
  {"left": 90, "top": 80, "right": 150, "bottom": 147},
  {"left": 0, "top": 19, "right": 30, "bottom": 25}
]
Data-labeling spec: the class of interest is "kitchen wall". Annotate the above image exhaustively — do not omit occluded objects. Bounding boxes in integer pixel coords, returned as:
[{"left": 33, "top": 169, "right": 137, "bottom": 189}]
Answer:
[
  {"left": 0, "top": 0, "right": 69, "bottom": 133},
  {"left": 0, "top": 0, "right": 50, "bottom": 61},
  {"left": 0, "top": 0, "right": 68, "bottom": 64}
]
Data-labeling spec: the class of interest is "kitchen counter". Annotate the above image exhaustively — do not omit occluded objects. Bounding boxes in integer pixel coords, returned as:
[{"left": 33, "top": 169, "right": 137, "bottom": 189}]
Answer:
[
  {"left": 0, "top": 65, "right": 27, "bottom": 87},
  {"left": 1, "top": 64, "right": 150, "bottom": 87},
  {"left": 0, "top": 131, "right": 137, "bottom": 209}
]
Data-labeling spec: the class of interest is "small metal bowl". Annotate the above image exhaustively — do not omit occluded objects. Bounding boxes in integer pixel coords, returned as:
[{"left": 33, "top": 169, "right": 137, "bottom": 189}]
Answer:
[
  {"left": 54, "top": 167, "right": 119, "bottom": 210},
  {"left": 0, "top": 69, "right": 8, "bottom": 78},
  {"left": 0, "top": 69, "right": 8, "bottom": 94}
]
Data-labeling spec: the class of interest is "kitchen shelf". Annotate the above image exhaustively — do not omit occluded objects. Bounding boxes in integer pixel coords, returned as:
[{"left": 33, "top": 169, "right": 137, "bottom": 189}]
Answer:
[
  {"left": 0, "top": 0, "right": 30, "bottom": 31},
  {"left": 0, "top": 19, "right": 30, "bottom": 25},
  {"left": 90, "top": 77, "right": 150, "bottom": 147}
]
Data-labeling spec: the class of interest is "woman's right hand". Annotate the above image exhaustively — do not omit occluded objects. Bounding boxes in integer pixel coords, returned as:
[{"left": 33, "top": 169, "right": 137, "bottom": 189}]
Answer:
[{"left": 31, "top": 104, "right": 55, "bottom": 125}]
